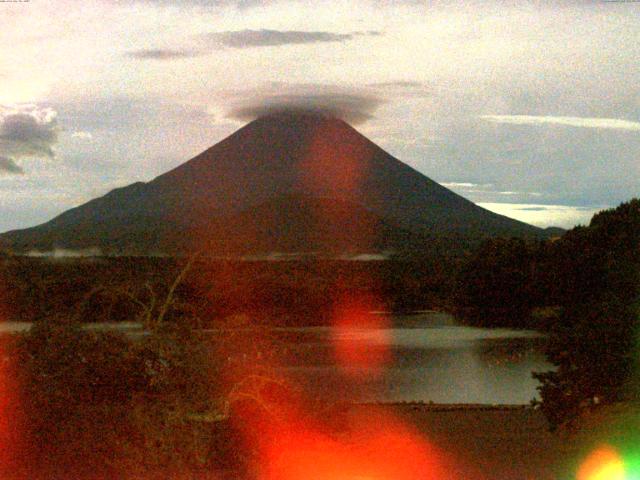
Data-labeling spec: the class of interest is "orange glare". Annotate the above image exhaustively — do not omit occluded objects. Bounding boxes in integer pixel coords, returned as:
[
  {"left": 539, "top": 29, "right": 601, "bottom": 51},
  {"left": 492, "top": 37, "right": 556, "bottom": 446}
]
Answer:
[
  {"left": 578, "top": 445, "right": 626, "bottom": 480},
  {"left": 332, "top": 296, "right": 390, "bottom": 377},
  {"left": 262, "top": 415, "right": 453, "bottom": 480}
]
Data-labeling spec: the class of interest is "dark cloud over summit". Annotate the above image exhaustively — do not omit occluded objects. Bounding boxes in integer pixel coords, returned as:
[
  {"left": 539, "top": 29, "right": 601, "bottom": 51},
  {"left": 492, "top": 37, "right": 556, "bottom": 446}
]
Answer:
[{"left": 227, "top": 90, "right": 383, "bottom": 124}]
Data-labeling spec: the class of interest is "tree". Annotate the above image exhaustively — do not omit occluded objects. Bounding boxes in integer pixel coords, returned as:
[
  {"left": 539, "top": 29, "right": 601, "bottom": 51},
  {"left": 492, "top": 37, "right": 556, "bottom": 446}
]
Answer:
[
  {"left": 454, "top": 237, "right": 540, "bottom": 328},
  {"left": 534, "top": 199, "right": 640, "bottom": 429},
  {"left": 534, "top": 299, "right": 638, "bottom": 429}
]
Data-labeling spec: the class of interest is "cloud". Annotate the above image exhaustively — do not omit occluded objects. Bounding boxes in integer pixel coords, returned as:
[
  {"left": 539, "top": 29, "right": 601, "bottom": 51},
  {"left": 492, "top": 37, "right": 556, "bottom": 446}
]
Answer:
[
  {"left": 366, "top": 80, "right": 432, "bottom": 99},
  {"left": 439, "top": 180, "right": 545, "bottom": 202},
  {"left": 126, "top": 30, "right": 383, "bottom": 61},
  {"left": 226, "top": 87, "right": 383, "bottom": 125},
  {"left": 441, "top": 182, "right": 482, "bottom": 188},
  {"left": 71, "top": 131, "right": 93, "bottom": 140},
  {"left": 370, "top": 81, "right": 424, "bottom": 88},
  {"left": 207, "top": 29, "right": 377, "bottom": 48},
  {"left": 480, "top": 115, "right": 640, "bottom": 131},
  {"left": 478, "top": 202, "right": 603, "bottom": 228},
  {"left": 0, "top": 156, "right": 23, "bottom": 174},
  {"left": 126, "top": 48, "right": 203, "bottom": 60},
  {"left": 113, "top": 0, "right": 269, "bottom": 8},
  {"left": 0, "top": 105, "right": 59, "bottom": 174}
]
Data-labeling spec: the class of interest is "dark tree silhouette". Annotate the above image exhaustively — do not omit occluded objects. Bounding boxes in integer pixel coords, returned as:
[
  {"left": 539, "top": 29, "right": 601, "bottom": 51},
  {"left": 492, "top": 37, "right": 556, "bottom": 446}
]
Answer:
[
  {"left": 454, "top": 237, "right": 540, "bottom": 328},
  {"left": 534, "top": 199, "right": 640, "bottom": 429}
]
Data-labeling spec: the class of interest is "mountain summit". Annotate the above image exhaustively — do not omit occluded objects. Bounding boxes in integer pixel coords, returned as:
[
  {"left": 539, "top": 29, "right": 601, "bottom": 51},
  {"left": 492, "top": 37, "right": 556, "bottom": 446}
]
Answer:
[{"left": 0, "top": 113, "right": 543, "bottom": 256}]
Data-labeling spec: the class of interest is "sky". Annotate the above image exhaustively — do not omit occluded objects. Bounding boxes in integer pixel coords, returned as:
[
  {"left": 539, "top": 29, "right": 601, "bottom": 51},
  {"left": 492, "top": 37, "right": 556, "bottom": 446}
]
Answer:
[{"left": 0, "top": 0, "right": 639, "bottom": 232}]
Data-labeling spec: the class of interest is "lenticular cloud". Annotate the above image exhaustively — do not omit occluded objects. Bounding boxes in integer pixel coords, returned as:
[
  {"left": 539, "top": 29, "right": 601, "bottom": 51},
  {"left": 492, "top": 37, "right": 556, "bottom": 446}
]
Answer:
[{"left": 227, "top": 87, "right": 383, "bottom": 125}]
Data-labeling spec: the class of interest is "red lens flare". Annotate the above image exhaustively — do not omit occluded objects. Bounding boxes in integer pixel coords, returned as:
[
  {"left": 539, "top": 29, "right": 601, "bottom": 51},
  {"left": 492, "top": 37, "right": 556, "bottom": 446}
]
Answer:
[
  {"left": 298, "top": 118, "right": 372, "bottom": 199},
  {"left": 258, "top": 407, "right": 457, "bottom": 480},
  {"left": 0, "top": 282, "right": 23, "bottom": 477},
  {"left": 189, "top": 115, "right": 468, "bottom": 480},
  {"left": 218, "top": 300, "right": 463, "bottom": 480},
  {"left": 331, "top": 295, "right": 391, "bottom": 377},
  {"left": 295, "top": 117, "right": 379, "bottom": 252}
]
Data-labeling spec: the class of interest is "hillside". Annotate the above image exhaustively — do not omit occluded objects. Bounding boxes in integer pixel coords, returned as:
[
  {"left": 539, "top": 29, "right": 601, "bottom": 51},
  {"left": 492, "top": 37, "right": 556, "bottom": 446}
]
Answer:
[{"left": 0, "top": 113, "right": 544, "bottom": 256}]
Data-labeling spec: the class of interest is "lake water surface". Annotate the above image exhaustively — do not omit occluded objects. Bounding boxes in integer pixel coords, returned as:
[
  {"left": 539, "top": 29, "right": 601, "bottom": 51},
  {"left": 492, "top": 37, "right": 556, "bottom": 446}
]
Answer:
[
  {"left": 1, "top": 313, "right": 551, "bottom": 405},
  {"left": 274, "top": 312, "right": 551, "bottom": 405}
]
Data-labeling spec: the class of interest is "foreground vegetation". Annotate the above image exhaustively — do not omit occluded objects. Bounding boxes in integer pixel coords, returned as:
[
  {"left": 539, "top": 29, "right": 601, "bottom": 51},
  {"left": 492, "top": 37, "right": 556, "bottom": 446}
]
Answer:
[
  {"left": 0, "top": 199, "right": 638, "bottom": 477},
  {"left": 1, "top": 320, "right": 225, "bottom": 479},
  {"left": 455, "top": 198, "right": 640, "bottom": 429}
]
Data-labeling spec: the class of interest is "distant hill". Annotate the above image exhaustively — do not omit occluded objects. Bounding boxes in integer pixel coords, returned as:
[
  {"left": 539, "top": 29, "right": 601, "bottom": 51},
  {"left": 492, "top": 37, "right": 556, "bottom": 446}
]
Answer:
[
  {"left": 0, "top": 113, "right": 546, "bottom": 256},
  {"left": 543, "top": 226, "right": 566, "bottom": 238}
]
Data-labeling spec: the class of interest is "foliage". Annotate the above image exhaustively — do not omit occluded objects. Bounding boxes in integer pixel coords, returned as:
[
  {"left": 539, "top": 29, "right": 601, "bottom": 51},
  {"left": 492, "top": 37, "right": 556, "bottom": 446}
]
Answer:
[
  {"left": 453, "top": 237, "right": 543, "bottom": 328},
  {"left": 534, "top": 199, "right": 640, "bottom": 429},
  {"left": 453, "top": 199, "right": 640, "bottom": 428},
  {"left": 534, "top": 299, "right": 638, "bottom": 429},
  {"left": 9, "top": 318, "right": 224, "bottom": 479},
  {"left": 0, "top": 256, "right": 459, "bottom": 327}
]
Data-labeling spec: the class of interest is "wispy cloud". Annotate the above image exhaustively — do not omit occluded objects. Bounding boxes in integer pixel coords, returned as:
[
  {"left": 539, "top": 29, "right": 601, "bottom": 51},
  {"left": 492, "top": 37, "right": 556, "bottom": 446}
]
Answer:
[
  {"left": 207, "top": 29, "right": 379, "bottom": 48},
  {"left": 480, "top": 115, "right": 640, "bottom": 131},
  {"left": 71, "top": 131, "right": 93, "bottom": 140},
  {"left": 366, "top": 80, "right": 431, "bottom": 99},
  {"left": 127, "top": 29, "right": 381, "bottom": 61},
  {"left": 370, "top": 81, "right": 424, "bottom": 89},
  {"left": 126, "top": 48, "right": 203, "bottom": 60},
  {"left": 504, "top": 191, "right": 542, "bottom": 197},
  {"left": 441, "top": 182, "right": 483, "bottom": 188}
]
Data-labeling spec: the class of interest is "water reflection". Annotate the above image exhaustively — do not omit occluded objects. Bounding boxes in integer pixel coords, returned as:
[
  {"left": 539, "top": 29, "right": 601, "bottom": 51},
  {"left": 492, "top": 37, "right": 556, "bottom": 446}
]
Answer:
[
  {"left": 275, "top": 312, "right": 551, "bottom": 405},
  {"left": 0, "top": 313, "right": 551, "bottom": 405}
]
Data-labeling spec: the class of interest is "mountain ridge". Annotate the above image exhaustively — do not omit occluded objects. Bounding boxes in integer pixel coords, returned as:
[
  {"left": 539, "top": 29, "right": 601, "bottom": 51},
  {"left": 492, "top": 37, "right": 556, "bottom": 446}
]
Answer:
[{"left": 0, "top": 112, "right": 545, "bottom": 256}]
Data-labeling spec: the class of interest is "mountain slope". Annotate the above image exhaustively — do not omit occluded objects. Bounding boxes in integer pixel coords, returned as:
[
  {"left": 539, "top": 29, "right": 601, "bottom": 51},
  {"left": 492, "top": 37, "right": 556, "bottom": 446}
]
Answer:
[{"left": 0, "top": 113, "right": 544, "bottom": 255}]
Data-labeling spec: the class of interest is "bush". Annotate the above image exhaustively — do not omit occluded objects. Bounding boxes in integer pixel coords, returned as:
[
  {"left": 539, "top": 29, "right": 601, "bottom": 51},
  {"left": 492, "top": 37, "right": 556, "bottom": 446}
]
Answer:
[
  {"left": 533, "top": 299, "right": 638, "bottom": 430},
  {"left": 9, "top": 318, "right": 224, "bottom": 479}
]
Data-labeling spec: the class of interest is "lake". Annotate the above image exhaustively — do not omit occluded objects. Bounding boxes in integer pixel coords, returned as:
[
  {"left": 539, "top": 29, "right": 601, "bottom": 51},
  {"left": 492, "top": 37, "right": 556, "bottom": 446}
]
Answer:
[
  {"left": 274, "top": 312, "right": 551, "bottom": 405},
  {"left": 0, "top": 312, "right": 551, "bottom": 405}
]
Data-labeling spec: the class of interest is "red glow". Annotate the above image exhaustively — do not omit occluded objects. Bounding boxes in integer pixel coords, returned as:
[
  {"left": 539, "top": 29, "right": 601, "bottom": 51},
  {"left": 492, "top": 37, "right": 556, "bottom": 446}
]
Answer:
[
  {"left": 299, "top": 119, "right": 371, "bottom": 198},
  {"left": 197, "top": 116, "right": 467, "bottom": 480},
  {"left": 217, "top": 296, "right": 464, "bottom": 480},
  {"left": 260, "top": 409, "right": 455, "bottom": 480},
  {"left": 0, "top": 335, "right": 21, "bottom": 476},
  {"left": 332, "top": 296, "right": 391, "bottom": 377},
  {"left": 0, "top": 277, "right": 14, "bottom": 472}
]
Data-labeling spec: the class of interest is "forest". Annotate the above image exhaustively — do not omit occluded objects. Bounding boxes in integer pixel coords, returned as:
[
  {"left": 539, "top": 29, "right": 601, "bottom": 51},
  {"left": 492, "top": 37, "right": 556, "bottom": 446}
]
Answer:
[
  {"left": 0, "top": 255, "right": 459, "bottom": 327},
  {"left": 455, "top": 198, "right": 640, "bottom": 428}
]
